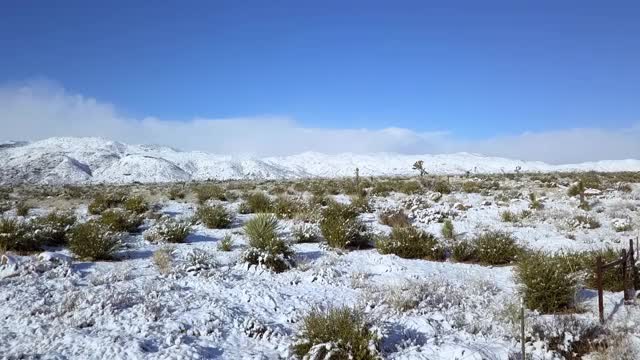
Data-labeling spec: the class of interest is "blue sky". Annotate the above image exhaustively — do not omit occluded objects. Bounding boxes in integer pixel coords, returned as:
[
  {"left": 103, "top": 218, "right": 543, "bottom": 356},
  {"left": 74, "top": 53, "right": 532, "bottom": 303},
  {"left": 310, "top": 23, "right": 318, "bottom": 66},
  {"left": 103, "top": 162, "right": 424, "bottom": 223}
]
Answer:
[{"left": 1, "top": 1, "right": 639, "bottom": 162}]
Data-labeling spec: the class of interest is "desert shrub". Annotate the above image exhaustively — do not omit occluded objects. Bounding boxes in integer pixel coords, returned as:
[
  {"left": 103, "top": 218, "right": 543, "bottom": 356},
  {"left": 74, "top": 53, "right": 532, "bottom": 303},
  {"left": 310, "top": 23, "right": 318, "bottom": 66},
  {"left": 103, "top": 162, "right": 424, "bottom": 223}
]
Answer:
[
  {"left": 273, "top": 196, "right": 303, "bottom": 219},
  {"left": 292, "top": 223, "right": 321, "bottom": 243},
  {"left": 473, "top": 231, "right": 522, "bottom": 265},
  {"left": 378, "top": 209, "right": 411, "bottom": 228},
  {"left": 239, "top": 192, "right": 273, "bottom": 214},
  {"left": 573, "top": 215, "right": 601, "bottom": 229},
  {"left": 292, "top": 307, "right": 379, "bottom": 360},
  {"left": 123, "top": 195, "right": 149, "bottom": 214},
  {"left": 99, "top": 209, "right": 143, "bottom": 233},
  {"left": 563, "top": 249, "right": 633, "bottom": 292},
  {"left": 528, "top": 193, "right": 543, "bottom": 210},
  {"left": 376, "top": 226, "right": 445, "bottom": 260},
  {"left": 30, "top": 211, "right": 76, "bottom": 246},
  {"left": 224, "top": 190, "right": 239, "bottom": 202},
  {"left": 196, "top": 204, "right": 232, "bottom": 229},
  {"left": 616, "top": 183, "right": 633, "bottom": 193},
  {"left": 144, "top": 218, "right": 191, "bottom": 243},
  {"left": 530, "top": 316, "right": 604, "bottom": 358},
  {"left": 15, "top": 202, "right": 30, "bottom": 217},
  {"left": 500, "top": 210, "right": 518, "bottom": 223},
  {"left": 167, "top": 186, "right": 186, "bottom": 200},
  {"left": 461, "top": 181, "right": 481, "bottom": 193},
  {"left": 0, "top": 218, "right": 39, "bottom": 252},
  {"left": 88, "top": 193, "right": 124, "bottom": 215},
  {"left": 370, "top": 181, "right": 394, "bottom": 196},
  {"left": 515, "top": 252, "right": 578, "bottom": 313},
  {"left": 193, "top": 183, "right": 226, "bottom": 204},
  {"left": 441, "top": 219, "right": 454, "bottom": 239},
  {"left": 217, "top": 234, "right": 234, "bottom": 251},
  {"left": 396, "top": 181, "right": 422, "bottom": 195},
  {"left": 153, "top": 246, "right": 175, "bottom": 274},
  {"left": 319, "top": 203, "right": 371, "bottom": 249},
  {"left": 451, "top": 240, "right": 478, "bottom": 262},
  {"left": 242, "top": 214, "right": 294, "bottom": 272},
  {"left": 185, "top": 248, "right": 218, "bottom": 272},
  {"left": 432, "top": 180, "right": 451, "bottom": 194},
  {"left": 350, "top": 195, "right": 371, "bottom": 213},
  {"left": 0, "top": 202, "right": 10, "bottom": 214},
  {"left": 68, "top": 221, "right": 121, "bottom": 260}
]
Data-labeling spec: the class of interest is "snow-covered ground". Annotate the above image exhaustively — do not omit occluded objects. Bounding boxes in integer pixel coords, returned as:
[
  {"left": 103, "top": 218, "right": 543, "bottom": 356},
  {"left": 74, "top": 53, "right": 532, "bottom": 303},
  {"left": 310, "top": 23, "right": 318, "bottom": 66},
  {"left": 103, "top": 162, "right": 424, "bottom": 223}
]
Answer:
[
  {"left": 2, "top": 137, "right": 640, "bottom": 185},
  {"left": 1, "top": 176, "right": 640, "bottom": 359}
]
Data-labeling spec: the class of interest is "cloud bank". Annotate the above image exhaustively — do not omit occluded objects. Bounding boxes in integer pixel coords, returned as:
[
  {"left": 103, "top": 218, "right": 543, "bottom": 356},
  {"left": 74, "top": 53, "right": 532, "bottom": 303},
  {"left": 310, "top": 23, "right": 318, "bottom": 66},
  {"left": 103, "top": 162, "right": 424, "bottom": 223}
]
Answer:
[{"left": 1, "top": 81, "right": 638, "bottom": 164}]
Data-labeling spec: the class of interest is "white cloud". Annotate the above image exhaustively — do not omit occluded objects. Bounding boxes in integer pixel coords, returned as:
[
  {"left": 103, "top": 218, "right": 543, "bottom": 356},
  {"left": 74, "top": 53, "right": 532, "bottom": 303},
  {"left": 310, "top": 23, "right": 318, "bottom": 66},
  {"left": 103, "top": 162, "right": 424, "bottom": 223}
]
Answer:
[{"left": 1, "top": 80, "right": 638, "bottom": 164}]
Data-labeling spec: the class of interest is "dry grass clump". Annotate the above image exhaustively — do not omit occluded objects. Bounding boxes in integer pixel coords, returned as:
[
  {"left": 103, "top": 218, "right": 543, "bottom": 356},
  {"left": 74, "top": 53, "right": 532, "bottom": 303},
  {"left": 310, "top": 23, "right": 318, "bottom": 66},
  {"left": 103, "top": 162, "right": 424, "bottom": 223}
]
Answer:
[
  {"left": 196, "top": 204, "right": 232, "bottom": 229},
  {"left": 350, "top": 195, "right": 371, "bottom": 213},
  {"left": 376, "top": 226, "right": 445, "bottom": 260},
  {"left": 573, "top": 215, "right": 601, "bottom": 229},
  {"left": 319, "top": 203, "right": 371, "bottom": 249},
  {"left": 167, "top": 186, "right": 186, "bottom": 200},
  {"left": 153, "top": 246, "right": 175, "bottom": 274},
  {"left": 217, "top": 234, "right": 234, "bottom": 251},
  {"left": 15, "top": 201, "right": 31, "bottom": 217},
  {"left": 292, "top": 307, "right": 379, "bottom": 360},
  {"left": 378, "top": 209, "right": 411, "bottom": 228},
  {"left": 500, "top": 210, "right": 519, "bottom": 223},
  {"left": 68, "top": 221, "right": 122, "bottom": 260}
]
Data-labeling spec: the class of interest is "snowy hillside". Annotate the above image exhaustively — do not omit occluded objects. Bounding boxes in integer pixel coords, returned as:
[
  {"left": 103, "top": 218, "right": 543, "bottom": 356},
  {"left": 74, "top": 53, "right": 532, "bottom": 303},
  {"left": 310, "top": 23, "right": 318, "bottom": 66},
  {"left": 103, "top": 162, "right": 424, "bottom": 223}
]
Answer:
[{"left": 1, "top": 137, "right": 640, "bottom": 185}]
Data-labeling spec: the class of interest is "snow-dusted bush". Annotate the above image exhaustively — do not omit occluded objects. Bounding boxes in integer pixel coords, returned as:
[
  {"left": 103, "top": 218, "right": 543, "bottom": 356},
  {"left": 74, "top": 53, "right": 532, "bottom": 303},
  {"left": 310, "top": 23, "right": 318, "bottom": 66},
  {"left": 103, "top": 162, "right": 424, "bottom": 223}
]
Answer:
[
  {"left": 528, "top": 193, "right": 544, "bottom": 210},
  {"left": 378, "top": 209, "right": 411, "bottom": 228},
  {"left": 441, "top": 219, "right": 454, "bottom": 239},
  {"left": 99, "top": 209, "right": 143, "bottom": 233},
  {"left": 0, "top": 217, "right": 37, "bottom": 252},
  {"left": 319, "top": 202, "right": 371, "bottom": 249},
  {"left": 193, "top": 183, "right": 226, "bottom": 204},
  {"left": 431, "top": 179, "right": 451, "bottom": 194},
  {"left": 473, "top": 231, "right": 523, "bottom": 265},
  {"left": 68, "top": 221, "right": 122, "bottom": 260},
  {"left": 167, "top": 186, "right": 186, "bottom": 200},
  {"left": 451, "top": 239, "right": 477, "bottom": 262},
  {"left": 377, "top": 226, "right": 445, "bottom": 260},
  {"left": 123, "top": 195, "right": 148, "bottom": 214},
  {"left": 530, "top": 315, "right": 603, "bottom": 358},
  {"left": 461, "top": 181, "right": 481, "bottom": 193},
  {"left": 239, "top": 191, "right": 273, "bottom": 214},
  {"left": 500, "top": 210, "right": 518, "bottom": 223},
  {"left": 185, "top": 248, "right": 218, "bottom": 273},
  {"left": 217, "top": 234, "right": 234, "bottom": 251},
  {"left": 273, "top": 195, "right": 303, "bottom": 219},
  {"left": 243, "top": 214, "right": 294, "bottom": 272},
  {"left": 30, "top": 211, "right": 76, "bottom": 246},
  {"left": 572, "top": 214, "right": 601, "bottom": 229},
  {"left": 292, "top": 223, "right": 321, "bottom": 243},
  {"left": 515, "top": 252, "right": 578, "bottom": 313},
  {"left": 144, "top": 217, "right": 191, "bottom": 243},
  {"left": 292, "top": 307, "right": 379, "bottom": 360},
  {"left": 350, "top": 195, "right": 371, "bottom": 213},
  {"left": 196, "top": 204, "right": 232, "bottom": 229}
]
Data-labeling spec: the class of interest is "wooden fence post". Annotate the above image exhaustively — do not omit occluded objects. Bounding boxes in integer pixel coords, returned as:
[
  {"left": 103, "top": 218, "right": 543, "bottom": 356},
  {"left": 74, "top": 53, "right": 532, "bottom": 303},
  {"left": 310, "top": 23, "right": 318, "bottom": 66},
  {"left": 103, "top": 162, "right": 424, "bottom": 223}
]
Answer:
[
  {"left": 626, "top": 239, "right": 636, "bottom": 303},
  {"left": 596, "top": 256, "right": 604, "bottom": 324}
]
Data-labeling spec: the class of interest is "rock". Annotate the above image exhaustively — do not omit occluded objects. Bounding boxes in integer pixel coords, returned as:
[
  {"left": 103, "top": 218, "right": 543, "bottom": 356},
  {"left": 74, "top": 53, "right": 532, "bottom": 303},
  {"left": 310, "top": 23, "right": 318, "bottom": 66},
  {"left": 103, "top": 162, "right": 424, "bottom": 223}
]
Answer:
[
  {"left": 482, "top": 200, "right": 492, "bottom": 206},
  {"left": 584, "top": 188, "right": 602, "bottom": 196}
]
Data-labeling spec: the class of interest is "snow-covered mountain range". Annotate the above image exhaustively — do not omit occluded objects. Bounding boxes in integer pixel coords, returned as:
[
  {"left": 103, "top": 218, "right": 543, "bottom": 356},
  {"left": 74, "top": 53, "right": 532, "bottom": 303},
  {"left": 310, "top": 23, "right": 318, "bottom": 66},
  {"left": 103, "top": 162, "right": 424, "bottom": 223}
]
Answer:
[{"left": 1, "top": 137, "right": 639, "bottom": 185}]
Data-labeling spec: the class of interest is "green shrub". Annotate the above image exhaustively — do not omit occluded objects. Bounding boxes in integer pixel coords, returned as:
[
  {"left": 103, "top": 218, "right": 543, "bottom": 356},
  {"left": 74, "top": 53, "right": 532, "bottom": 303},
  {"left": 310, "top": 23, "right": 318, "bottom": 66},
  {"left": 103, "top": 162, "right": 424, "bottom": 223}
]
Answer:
[
  {"left": 432, "top": 180, "right": 451, "bottom": 194},
  {"left": 473, "top": 231, "right": 522, "bottom": 265},
  {"left": 441, "top": 219, "right": 454, "bottom": 239},
  {"left": 273, "top": 196, "right": 303, "bottom": 219},
  {"left": 242, "top": 214, "right": 294, "bottom": 272},
  {"left": 30, "top": 211, "right": 76, "bottom": 246},
  {"left": 239, "top": 192, "right": 273, "bottom": 214},
  {"left": 319, "top": 203, "right": 371, "bottom": 249},
  {"left": 376, "top": 226, "right": 445, "bottom": 260},
  {"left": 217, "top": 234, "right": 234, "bottom": 251},
  {"left": 396, "top": 181, "right": 422, "bottom": 194},
  {"left": 193, "top": 183, "right": 226, "bottom": 204},
  {"left": 99, "top": 209, "right": 143, "bottom": 233},
  {"left": 292, "top": 307, "right": 379, "bottom": 360},
  {"left": 0, "top": 218, "right": 39, "bottom": 252},
  {"left": 88, "top": 192, "right": 124, "bottom": 215},
  {"left": 451, "top": 240, "right": 478, "bottom": 262},
  {"left": 461, "top": 181, "right": 482, "bottom": 193},
  {"left": 167, "top": 186, "right": 186, "bottom": 200},
  {"left": 144, "top": 218, "right": 191, "bottom": 243},
  {"left": 378, "top": 210, "right": 411, "bottom": 228},
  {"left": 68, "top": 221, "right": 121, "bottom": 260},
  {"left": 196, "top": 204, "right": 232, "bottom": 229},
  {"left": 515, "top": 252, "right": 578, "bottom": 313},
  {"left": 500, "top": 210, "right": 518, "bottom": 223},
  {"left": 15, "top": 202, "right": 30, "bottom": 217},
  {"left": 123, "top": 195, "right": 149, "bottom": 214}
]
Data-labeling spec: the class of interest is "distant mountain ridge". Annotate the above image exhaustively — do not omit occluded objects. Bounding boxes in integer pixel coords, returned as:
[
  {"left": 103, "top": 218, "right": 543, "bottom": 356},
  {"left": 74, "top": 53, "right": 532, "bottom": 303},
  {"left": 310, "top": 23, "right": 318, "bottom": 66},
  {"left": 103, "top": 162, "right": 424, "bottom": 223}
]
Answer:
[{"left": 1, "top": 137, "right": 639, "bottom": 185}]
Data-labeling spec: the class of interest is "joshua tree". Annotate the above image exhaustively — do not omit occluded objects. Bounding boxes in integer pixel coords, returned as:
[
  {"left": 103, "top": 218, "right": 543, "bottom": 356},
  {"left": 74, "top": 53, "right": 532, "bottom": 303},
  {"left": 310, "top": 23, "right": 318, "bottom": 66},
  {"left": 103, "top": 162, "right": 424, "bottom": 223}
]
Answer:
[
  {"left": 412, "top": 160, "right": 426, "bottom": 177},
  {"left": 354, "top": 167, "right": 360, "bottom": 192}
]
